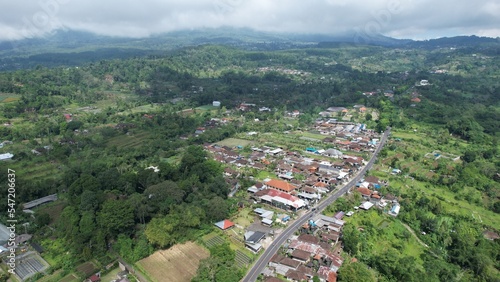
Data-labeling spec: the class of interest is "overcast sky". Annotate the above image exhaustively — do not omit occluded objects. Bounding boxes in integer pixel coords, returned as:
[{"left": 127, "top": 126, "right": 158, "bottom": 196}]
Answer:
[{"left": 1, "top": 0, "right": 499, "bottom": 41}]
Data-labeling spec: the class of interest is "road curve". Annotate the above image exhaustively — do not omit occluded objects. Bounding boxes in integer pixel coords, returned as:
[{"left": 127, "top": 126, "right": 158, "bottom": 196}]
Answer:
[{"left": 242, "top": 128, "right": 390, "bottom": 282}]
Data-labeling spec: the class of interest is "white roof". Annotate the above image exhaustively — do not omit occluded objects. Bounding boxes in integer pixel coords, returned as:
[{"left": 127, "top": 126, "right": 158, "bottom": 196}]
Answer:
[
  {"left": 261, "top": 195, "right": 274, "bottom": 202},
  {"left": 247, "top": 187, "right": 259, "bottom": 193},
  {"left": 261, "top": 211, "right": 274, "bottom": 219},
  {"left": 269, "top": 148, "right": 283, "bottom": 154},
  {"left": 359, "top": 201, "right": 374, "bottom": 210},
  {"left": 262, "top": 218, "right": 273, "bottom": 225},
  {"left": 0, "top": 153, "right": 14, "bottom": 160}
]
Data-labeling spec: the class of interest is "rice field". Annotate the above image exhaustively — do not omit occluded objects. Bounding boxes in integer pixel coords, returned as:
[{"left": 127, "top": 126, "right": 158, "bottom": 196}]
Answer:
[{"left": 136, "top": 241, "right": 209, "bottom": 282}]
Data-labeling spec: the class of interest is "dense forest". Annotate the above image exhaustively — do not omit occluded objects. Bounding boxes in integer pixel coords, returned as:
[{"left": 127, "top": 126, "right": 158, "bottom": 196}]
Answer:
[{"left": 0, "top": 40, "right": 498, "bottom": 281}]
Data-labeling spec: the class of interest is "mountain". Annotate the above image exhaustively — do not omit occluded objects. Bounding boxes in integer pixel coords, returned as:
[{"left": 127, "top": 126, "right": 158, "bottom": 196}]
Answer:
[{"left": 0, "top": 28, "right": 498, "bottom": 71}]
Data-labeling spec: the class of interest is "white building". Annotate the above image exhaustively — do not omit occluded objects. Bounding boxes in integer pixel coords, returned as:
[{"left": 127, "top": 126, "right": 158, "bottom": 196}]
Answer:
[
  {"left": 0, "top": 153, "right": 14, "bottom": 161},
  {"left": 213, "top": 101, "right": 221, "bottom": 107}
]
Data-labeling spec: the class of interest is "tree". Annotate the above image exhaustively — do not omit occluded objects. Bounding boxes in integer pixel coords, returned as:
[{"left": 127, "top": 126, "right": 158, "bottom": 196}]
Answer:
[
  {"left": 97, "top": 199, "right": 135, "bottom": 239},
  {"left": 35, "top": 213, "right": 51, "bottom": 226},
  {"left": 79, "top": 190, "right": 100, "bottom": 213},
  {"left": 144, "top": 216, "right": 176, "bottom": 247},
  {"left": 144, "top": 180, "right": 184, "bottom": 214},
  {"left": 203, "top": 196, "right": 229, "bottom": 222},
  {"left": 338, "top": 261, "right": 375, "bottom": 282}
]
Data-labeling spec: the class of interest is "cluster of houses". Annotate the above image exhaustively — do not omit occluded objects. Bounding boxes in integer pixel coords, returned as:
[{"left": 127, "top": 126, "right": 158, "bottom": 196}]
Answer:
[
  {"left": 194, "top": 118, "right": 230, "bottom": 135},
  {"left": 312, "top": 121, "right": 381, "bottom": 152},
  {"left": 262, "top": 213, "right": 346, "bottom": 282},
  {"left": 354, "top": 175, "right": 400, "bottom": 217},
  {"left": 205, "top": 141, "right": 369, "bottom": 206}
]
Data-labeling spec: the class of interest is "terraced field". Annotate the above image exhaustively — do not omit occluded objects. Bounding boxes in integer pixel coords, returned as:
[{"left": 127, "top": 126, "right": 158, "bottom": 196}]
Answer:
[
  {"left": 235, "top": 250, "right": 252, "bottom": 268},
  {"left": 204, "top": 234, "right": 225, "bottom": 248},
  {"left": 106, "top": 130, "right": 153, "bottom": 149}
]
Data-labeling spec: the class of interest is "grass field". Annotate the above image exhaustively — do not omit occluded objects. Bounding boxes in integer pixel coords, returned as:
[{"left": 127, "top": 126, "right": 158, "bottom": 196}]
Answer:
[
  {"left": 196, "top": 105, "right": 219, "bottom": 111},
  {"left": 255, "top": 171, "right": 276, "bottom": 181},
  {"left": 294, "top": 131, "right": 326, "bottom": 141},
  {"left": 214, "top": 138, "right": 254, "bottom": 148},
  {"left": 0, "top": 93, "right": 21, "bottom": 103},
  {"left": 35, "top": 200, "right": 67, "bottom": 225},
  {"left": 231, "top": 207, "right": 253, "bottom": 229},
  {"left": 137, "top": 241, "right": 209, "bottom": 282},
  {"left": 391, "top": 178, "right": 500, "bottom": 228},
  {"left": 344, "top": 209, "right": 426, "bottom": 263},
  {"left": 117, "top": 104, "right": 160, "bottom": 115}
]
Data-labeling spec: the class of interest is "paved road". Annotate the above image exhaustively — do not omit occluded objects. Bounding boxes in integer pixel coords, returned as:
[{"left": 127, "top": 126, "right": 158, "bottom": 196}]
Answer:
[{"left": 242, "top": 128, "right": 390, "bottom": 282}]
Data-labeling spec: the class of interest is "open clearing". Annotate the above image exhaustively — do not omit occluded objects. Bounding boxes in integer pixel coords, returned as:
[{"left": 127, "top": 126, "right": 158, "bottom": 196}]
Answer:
[
  {"left": 214, "top": 138, "right": 254, "bottom": 148},
  {"left": 0, "top": 93, "right": 21, "bottom": 103},
  {"left": 136, "top": 241, "right": 209, "bottom": 282}
]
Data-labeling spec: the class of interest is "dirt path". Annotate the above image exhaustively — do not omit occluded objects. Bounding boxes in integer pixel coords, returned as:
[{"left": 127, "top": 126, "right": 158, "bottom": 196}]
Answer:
[{"left": 402, "top": 223, "right": 440, "bottom": 258}]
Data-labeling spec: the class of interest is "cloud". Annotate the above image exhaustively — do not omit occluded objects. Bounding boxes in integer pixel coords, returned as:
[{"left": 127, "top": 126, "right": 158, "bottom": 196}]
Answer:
[{"left": 0, "top": 0, "right": 499, "bottom": 41}]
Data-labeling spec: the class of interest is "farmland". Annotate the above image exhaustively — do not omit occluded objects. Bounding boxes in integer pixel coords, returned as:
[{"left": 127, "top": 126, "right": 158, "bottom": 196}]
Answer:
[
  {"left": 214, "top": 137, "right": 254, "bottom": 148},
  {"left": 136, "top": 241, "right": 209, "bottom": 282}
]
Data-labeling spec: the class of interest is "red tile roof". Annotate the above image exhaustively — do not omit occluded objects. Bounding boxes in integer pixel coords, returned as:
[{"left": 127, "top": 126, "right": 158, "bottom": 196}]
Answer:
[
  {"left": 356, "top": 187, "right": 372, "bottom": 196},
  {"left": 266, "top": 179, "right": 296, "bottom": 192},
  {"left": 214, "top": 219, "right": 235, "bottom": 230}
]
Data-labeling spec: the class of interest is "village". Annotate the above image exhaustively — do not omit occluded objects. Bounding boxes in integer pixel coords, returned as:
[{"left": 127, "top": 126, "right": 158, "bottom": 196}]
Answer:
[{"left": 203, "top": 104, "right": 401, "bottom": 282}]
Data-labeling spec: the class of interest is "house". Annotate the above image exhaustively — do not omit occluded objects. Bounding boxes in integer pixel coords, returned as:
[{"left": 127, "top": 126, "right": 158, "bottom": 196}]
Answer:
[
  {"left": 195, "top": 127, "right": 206, "bottom": 134},
  {"left": 224, "top": 167, "right": 239, "bottom": 177},
  {"left": 269, "top": 254, "right": 286, "bottom": 268},
  {"left": 254, "top": 189, "right": 305, "bottom": 211},
  {"left": 265, "top": 278, "right": 283, "bottom": 282},
  {"left": 213, "top": 101, "right": 221, "bottom": 107},
  {"left": 317, "top": 266, "right": 337, "bottom": 282},
  {"left": 214, "top": 219, "right": 235, "bottom": 230},
  {"left": 86, "top": 274, "right": 101, "bottom": 282},
  {"left": 323, "top": 149, "right": 343, "bottom": 158},
  {"left": 245, "top": 231, "right": 266, "bottom": 244},
  {"left": 244, "top": 231, "right": 266, "bottom": 252},
  {"left": 285, "top": 269, "right": 307, "bottom": 281},
  {"left": 359, "top": 201, "right": 374, "bottom": 210},
  {"left": 364, "top": 176, "right": 380, "bottom": 185},
  {"left": 0, "top": 153, "right": 14, "bottom": 161},
  {"left": 327, "top": 107, "right": 347, "bottom": 112},
  {"left": 391, "top": 168, "right": 401, "bottom": 174},
  {"left": 64, "top": 113, "right": 73, "bottom": 122},
  {"left": 291, "top": 249, "right": 312, "bottom": 263},
  {"left": 356, "top": 187, "right": 372, "bottom": 198},
  {"left": 389, "top": 203, "right": 400, "bottom": 217},
  {"left": 297, "top": 234, "right": 320, "bottom": 245},
  {"left": 279, "top": 258, "right": 301, "bottom": 270},
  {"left": 265, "top": 179, "right": 297, "bottom": 193}
]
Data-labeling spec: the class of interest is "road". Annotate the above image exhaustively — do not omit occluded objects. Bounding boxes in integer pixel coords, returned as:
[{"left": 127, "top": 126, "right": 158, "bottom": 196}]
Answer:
[{"left": 242, "top": 128, "right": 390, "bottom": 282}]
